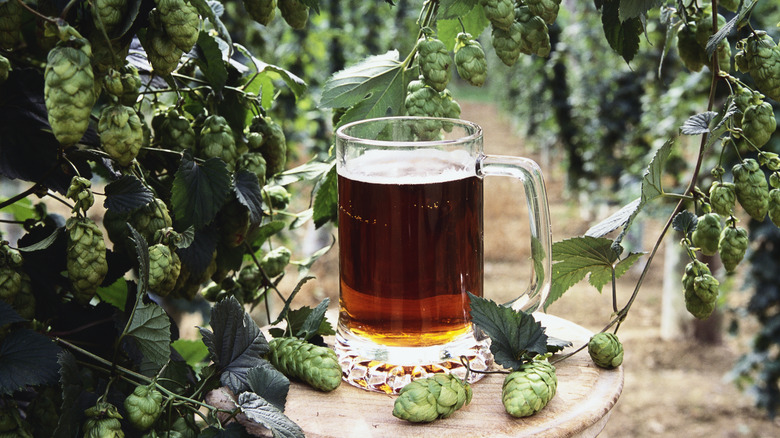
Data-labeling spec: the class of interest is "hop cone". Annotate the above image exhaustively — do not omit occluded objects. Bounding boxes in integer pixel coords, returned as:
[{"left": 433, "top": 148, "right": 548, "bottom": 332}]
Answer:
[
  {"left": 454, "top": 33, "right": 487, "bottom": 87},
  {"left": 104, "top": 64, "right": 142, "bottom": 106},
  {"left": 709, "top": 181, "right": 736, "bottom": 217},
  {"left": 393, "top": 374, "right": 472, "bottom": 423},
  {"left": 98, "top": 104, "right": 143, "bottom": 166},
  {"left": 67, "top": 217, "right": 108, "bottom": 304},
  {"left": 677, "top": 23, "right": 706, "bottom": 72},
  {"left": 237, "top": 152, "right": 267, "bottom": 187},
  {"left": 0, "top": 243, "right": 23, "bottom": 305},
  {"left": 742, "top": 101, "right": 776, "bottom": 148},
  {"left": 124, "top": 385, "right": 163, "bottom": 431},
  {"left": 502, "top": 358, "right": 557, "bottom": 418},
  {"left": 141, "top": 11, "right": 183, "bottom": 76},
  {"left": 691, "top": 212, "right": 722, "bottom": 256},
  {"left": 733, "top": 158, "right": 769, "bottom": 221},
  {"left": 0, "top": 0, "right": 22, "bottom": 49},
  {"left": 250, "top": 115, "right": 287, "bottom": 177},
  {"left": 264, "top": 185, "right": 291, "bottom": 210},
  {"left": 130, "top": 198, "right": 173, "bottom": 245},
  {"left": 278, "top": 0, "right": 309, "bottom": 29},
  {"left": 440, "top": 89, "right": 461, "bottom": 120},
  {"left": 404, "top": 78, "right": 444, "bottom": 140},
  {"left": 719, "top": 225, "right": 749, "bottom": 273},
  {"left": 267, "top": 337, "right": 341, "bottom": 392},
  {"left": 148, "top": 244, "right": 181, "bottom": 297},
  {"left": 66, "top": 176, "right": 95, "bottom": 214},
  {"left": 83, "top": 402, "right": 124, "bottom": 438},
  {"left": 491, "top": 22, "right": 523, "bottom": 67},
  {"left": 44, "top": 39, "right": 97, "bottom": 147},
  {"left": 516, "top": 6, "right": 551, "bottom": 57},
  {"left": 770, "top": 188, "right": 780, "bottom": 228},
  {"left": 156, "top": 109, "right": 196, "bottom": 152},
  {"left": 14, "top": 272, "right": 35, "bottom": 320},
  {"left": 739, "top": 31, "right": 780, "bottom": 101},
  {"left": 693, "top": 273, "right": 720, "bottom": 303},
  {"left": 417, "top": 36, "right": 451, "bottom": 92},
  {"left": 244, "top": 0, "right": 276, "bottom": 25},
  {"left": 587, "top": 332, "right": 624, "bottom": 369},
  {"left": 260, "top": 246, "right": 291, "bottom": 277},
  {"left": 93, "top": 0, "right": 127, "bottom": 35},
  {"left": 0, "top": 54, "right": 10, "bottom": 83},
  {"left": 155, "top": 0, "right": 200, "bottom": 52},
  {"left": 480, "top": 0, "right": 514, "bottom": 30},
  {"left": 682, "top": 260, "right": 718, "bottom": 319},
  {"left": 526, "top": 0, "right": 560, "bottom": 25},
  {"left": 198, "top": 114, "right": 238, "bottom": 169}
]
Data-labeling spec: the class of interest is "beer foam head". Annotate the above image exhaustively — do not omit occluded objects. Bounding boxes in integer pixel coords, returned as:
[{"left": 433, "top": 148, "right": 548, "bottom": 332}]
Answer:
[{"left": 340, "top": 149, "right": 474, "bottom": 184}]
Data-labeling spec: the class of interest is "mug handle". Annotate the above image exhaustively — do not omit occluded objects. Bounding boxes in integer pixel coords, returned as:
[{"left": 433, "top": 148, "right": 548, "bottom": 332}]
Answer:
[{"left": 477, "top": 153, "right": 553, "bottom": 313}]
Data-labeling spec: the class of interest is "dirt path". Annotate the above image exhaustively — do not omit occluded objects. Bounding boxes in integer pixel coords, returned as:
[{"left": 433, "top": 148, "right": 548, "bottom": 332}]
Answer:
[{"left": 307, "top": 101, "right": 780, "bottom": 437}]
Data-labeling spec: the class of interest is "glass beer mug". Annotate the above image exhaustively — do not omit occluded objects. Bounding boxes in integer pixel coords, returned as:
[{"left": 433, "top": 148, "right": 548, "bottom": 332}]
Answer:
[{"left": 334, "top": 117, "right": 552, "bottom": 393}]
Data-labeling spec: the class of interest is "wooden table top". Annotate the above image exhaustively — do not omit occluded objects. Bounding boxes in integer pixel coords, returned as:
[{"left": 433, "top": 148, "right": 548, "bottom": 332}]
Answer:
[{"left": 279, "top": 313, "right": 624, "bottom": 438}]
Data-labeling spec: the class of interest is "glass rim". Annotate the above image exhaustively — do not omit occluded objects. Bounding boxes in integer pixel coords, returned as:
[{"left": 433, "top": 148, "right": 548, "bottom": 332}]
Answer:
[{"left": 335, "top": 116, "right": 483, "bottom": 147}]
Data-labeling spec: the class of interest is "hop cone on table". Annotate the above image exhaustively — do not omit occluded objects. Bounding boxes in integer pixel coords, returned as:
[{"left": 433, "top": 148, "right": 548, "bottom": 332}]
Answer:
[
  {"left": 587, "top": 332, "right": 624, "bottom": 369},
  {"left": 709, "top": 181, "right": 736, "bottom": 217},
  {"left": 267, "top": 337, "right": 342, "bottom": 392},
  {"left": 66, "top": 217, "right": 108, "bottom": 304},
  {"left": 393, "top": 373, "right": 472, "bottom": 423},
  {"left": 733, "top": 158, "right": 769, "bottom": 221},
  {"left": 502, "top": 358, "right": 557, "bottom": 418},
  {"left": 417, "top": 36, "right": 451, "bottom": 92},
  {"left": 719, "top": 224, "right": 749, "bottom": 274},
  {"left": 691, "top": 212, "right": 722, "bottom": 256},
  {"left": 245, "top": 0, "right": 276, "bottom": 25}
]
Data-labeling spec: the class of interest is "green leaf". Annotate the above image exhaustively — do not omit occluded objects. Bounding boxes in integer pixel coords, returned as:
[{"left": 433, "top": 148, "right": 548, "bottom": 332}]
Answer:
[
  {"left": 640, "top": 139, "right": 673, "bottom": 204},
  {"left": 270, "top": 276, "right": 316, "bottom": 326},
  {"left": 600, "top": 0, "right": 643, "bottom": 63},
  {"left": 234, "top": 170, "right": 265, "bottom": 224},
  {"left": 313, "top": 163, "right": 338, "bottom": 229},
  {"left": 103, "top": 175, "right": 154, "bottom": 214},
  {"left": 319, "top": 50, "right": 408, "bottom": 125},
  {"left": 681, "top": 112, "right": 717, "bottom": 136},
  {"left": 585, "top": 198, "right": 641, "bottom": 238},
  {"left": 0, "top": 329, "right": 61, "bottom": 395},
  {"left": 250, "top": 221, "right": 287, "bottom": 249},
  {"left": 297, "top": 298, "right": 331, "bottom": 341},
  {"left": 234, "top": 43, "right": 307, "bottom": 99},
  {"left": 96, "top": 277, "right": 129, "bottom": 311},
  {"left": 17, "top": 228, "right": 61, "bottom": 252},
  {"left": 128, "top": 224, "right": 150, "bottom": 298},
  {"left": 469, "top": 293, "right": 548, "bottom": 371},
  {"left": 0, "top": 196, "right": 35, "bottom": 222},
  {"left": 437, "top": 5, "right": 490, "bottom": 51},
  {"left": 172, "top": 338, "right": 210, "bottom": 368},
  {"left": 439, "top": 0, "right": 478, "bottom": 19},
  {"left": 237, "top": 392, "right": 304, "bottom": 438},
  {"left": 618, "top": 0, "right": 663, "bottom": 22},
  {"left": 272, "top": 160, "right": 332, "bottom": 187},
  {"left": 294, "top": 235, "right": 334, "bottom": 278},
  {"left": 199, "top": 296, "right": 270, "bottom": 394},
  {"left": 126, "top": 301, "right": 172, "bottom": 370},
  {"left": 672, "top": 210, "right": 698, "bottom": 235},
  {"left": 54, "top": 351, "right": 83, "bottom": 438},
  {"left": 171, "top": 152, "right": 232, "bottom": 229},
  {"left": 247, "top": 365, "right": 290, "bottom": 412},
  {"left": 0, "top": 301, "right": 25, "bottom": 327},
  {"left": 546, "top": 336, "right": 572, "bottom": 353},
  {"left": 190, "top": 0, "right": 232, "bottom": 49},
  {"left": 268, "top": 301, "right": 335, "bottom": 340},
  {"left": 195, "top": 31, "right": 229, "bottom": 93}
]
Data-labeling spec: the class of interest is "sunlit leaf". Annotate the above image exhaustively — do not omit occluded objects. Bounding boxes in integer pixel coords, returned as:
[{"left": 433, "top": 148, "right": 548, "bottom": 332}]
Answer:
[{"left": 126, "top": 301, "right": 172, "bottom": 369}]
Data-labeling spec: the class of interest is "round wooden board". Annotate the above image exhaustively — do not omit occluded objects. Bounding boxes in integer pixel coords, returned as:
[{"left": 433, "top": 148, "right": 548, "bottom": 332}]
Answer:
[{"left": 279, "top": 313, "right": 623, "bottom": 438}]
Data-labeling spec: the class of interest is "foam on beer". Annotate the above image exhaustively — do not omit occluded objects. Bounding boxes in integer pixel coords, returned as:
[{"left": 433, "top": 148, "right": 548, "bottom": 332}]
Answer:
[{"left": 339, "top": 148, "right": 474, "bottom": 184}]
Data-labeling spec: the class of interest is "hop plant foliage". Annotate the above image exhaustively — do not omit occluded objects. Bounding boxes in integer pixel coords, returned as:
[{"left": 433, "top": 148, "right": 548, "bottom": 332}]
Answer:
[
  {"left": 682, "top": 259, "right": 719, "bottom": 319},
  {"left": 392, "top": 374, "right": 472, "bottom": 423},
  {"left": 741, "top": 101, "right": 777, "bottom": 148},
  {"left": 141, "top": 11, "right": 183, "bottom": 76},
  {"left": 198, "top": 114, "right": 238, "bottom": 169},
  {"left": 93, "top": 0, "right": 127, "bottom": 35},
  {"left": 736, "top": 31, "right": 780, "bottom": 101},
  {"left": 491, "top": 22, "right": 523, "bottom": 67},
  {"left": 480, "top": 0, "right": 515, "bottom": 31},
  {"left": 155, "top": 108, "right": 196, "bottom": 152},
  {"left": 709, "top": 181, "right": 736, "bottom": 217},
  {"left": 83, "top": 402, "right": 124, "bottom": 438},
  {"left": 267, "top": 337, "right": 341, "bottom": 392}
]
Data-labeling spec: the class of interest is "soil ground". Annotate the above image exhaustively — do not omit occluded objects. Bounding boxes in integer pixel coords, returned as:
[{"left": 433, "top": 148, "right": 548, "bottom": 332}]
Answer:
[{"left": 300, "top": 101, "right": 780, "bottom": 437}]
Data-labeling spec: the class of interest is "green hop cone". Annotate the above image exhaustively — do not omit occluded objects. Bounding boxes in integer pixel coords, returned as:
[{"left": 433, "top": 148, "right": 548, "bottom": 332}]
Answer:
[
  {"left": 682, "top": 260, "right": 716, "bottom": 320},
  {"left": 733, "top": 158, "right": 769, "bottom": 221},
  {"left": 44, "top": 38, "right": 98, "bottom": 148},
  {"left": 198, "top": 114, "right": 238, "bottom": 170},
  {"left": 709, "top": 181, "right": 737, "bottom": 217},
  {"left": 516, "top": 6, "right": 551, "bottom": 57},
  {"left": 404, "top": 77, "right": 445, "bottom": 139},
  {"left": 260, "top": 246, "right": 291, "bottom": 278},
  {"left": 131, "top": 198, "right": 173, "bottom": 245},
  {"left": 769, "top": 188, "right": 780, "bottom": 227},
  {"left": 244, "top": 0, "right": 276, "bottom": 25},
  {"left": 0, "top": 243, "right": 23, "bottom": 306},
  {"left": 677, "top": 23, "right": 706, "bottom": 72},
  {"left": 99, "top": 104, "right": 143, "bottom": 167},
  {"left": 0, "top": 0, "right": 22, "bottom": 49},
  {"left": 124, "top": 385, "right": 163, "bottom": 431},
  {"left": 115, "top": 64, "right": 142, "bottom": 106},
  {"left": 66, "top": 217, "right": 108, "bottom": 304},
  {"left": 93, "top": 0, "right": 127, "bottom": 35},
  {"left": 237, "top": 152, "right": 267, "bottom": 188},
  {"left": 103, "top": 69, "right": 124, "bottom": 98},
  {"left": 66, "top": 176, "right": 95, "bottom": 214},
  {"left": 720, "top": 0, "right": 739, "bottom": 12},
  {"left": 264, "top": 185, "right": 291, "bottom": 210},
  {"left": 14, "top": 272, "right": 35, "bottom": 320},
  {"left": 693, "top": 273, "right": 720, "bottom": 303},
  {"left": 237, "top": 265, "right": 263, "bottom": 300},
  {"left": 155, "top": 0, "right": 200, "bottom": 52},
  {"left": 491, "top": 22, "right": 523, "bottom": 67},
  {"left": 148, "top": 243, "right": 181, "bottom": 297},
  {"left": 141, "top": 11, "right": 183, "bottom": 76},
  {"left": 741, "top": 101, "right": 777, "bottom": 149},
  {"left": 83, "top": 402, "right": 124, "bottom": 438},
  {"left": 691, "top": 212, "right": 722, "bottom": 256},
  {"left": 417, "top": 36, "right": 452, "bottom": 92},
  {"left": 454, "top": 33, "right": 487, "bottom": 87},
  {"left": 502, "top": 358, "right": 557, "bottom": 418},
  {"left": 393, "top": 373, "right": 472, "bottom": 423},
  {"left": 526, "top": 0, "right": 561, "bottom": 25},
  {"left": 0, "top": 54, "right": 10, "bottom": 84},
  {"left": 250, "top": 115, "right": 287, "bottom": 178},
  {"left": 156, "top": 108, "right": 196, "bottom": 152},
  {"left": 719, "top": 224, "right": 749, "bottom": 273},
  {"left": 588, "top": 332, "right": 624, "bottom": 369},
  {"left": 267, "top": 337, "right": 342, "bottom": 392},
  {"left": 440, "top": 89, "right": 461, "bottom": 120},
  {"left": 739, "top": 31, "right": 780, "bottom": 101},
  {"left": 278, "top": 0, "right": 309, "bottom": 29},
  {"left": 480, "top": 0, "right": 515, "bottom": 30}
]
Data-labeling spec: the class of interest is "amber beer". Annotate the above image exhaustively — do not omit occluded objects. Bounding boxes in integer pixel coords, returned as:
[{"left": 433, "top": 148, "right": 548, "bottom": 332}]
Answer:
[{"left": 338, "top": 149, "right": 483, "bottom": 347}]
